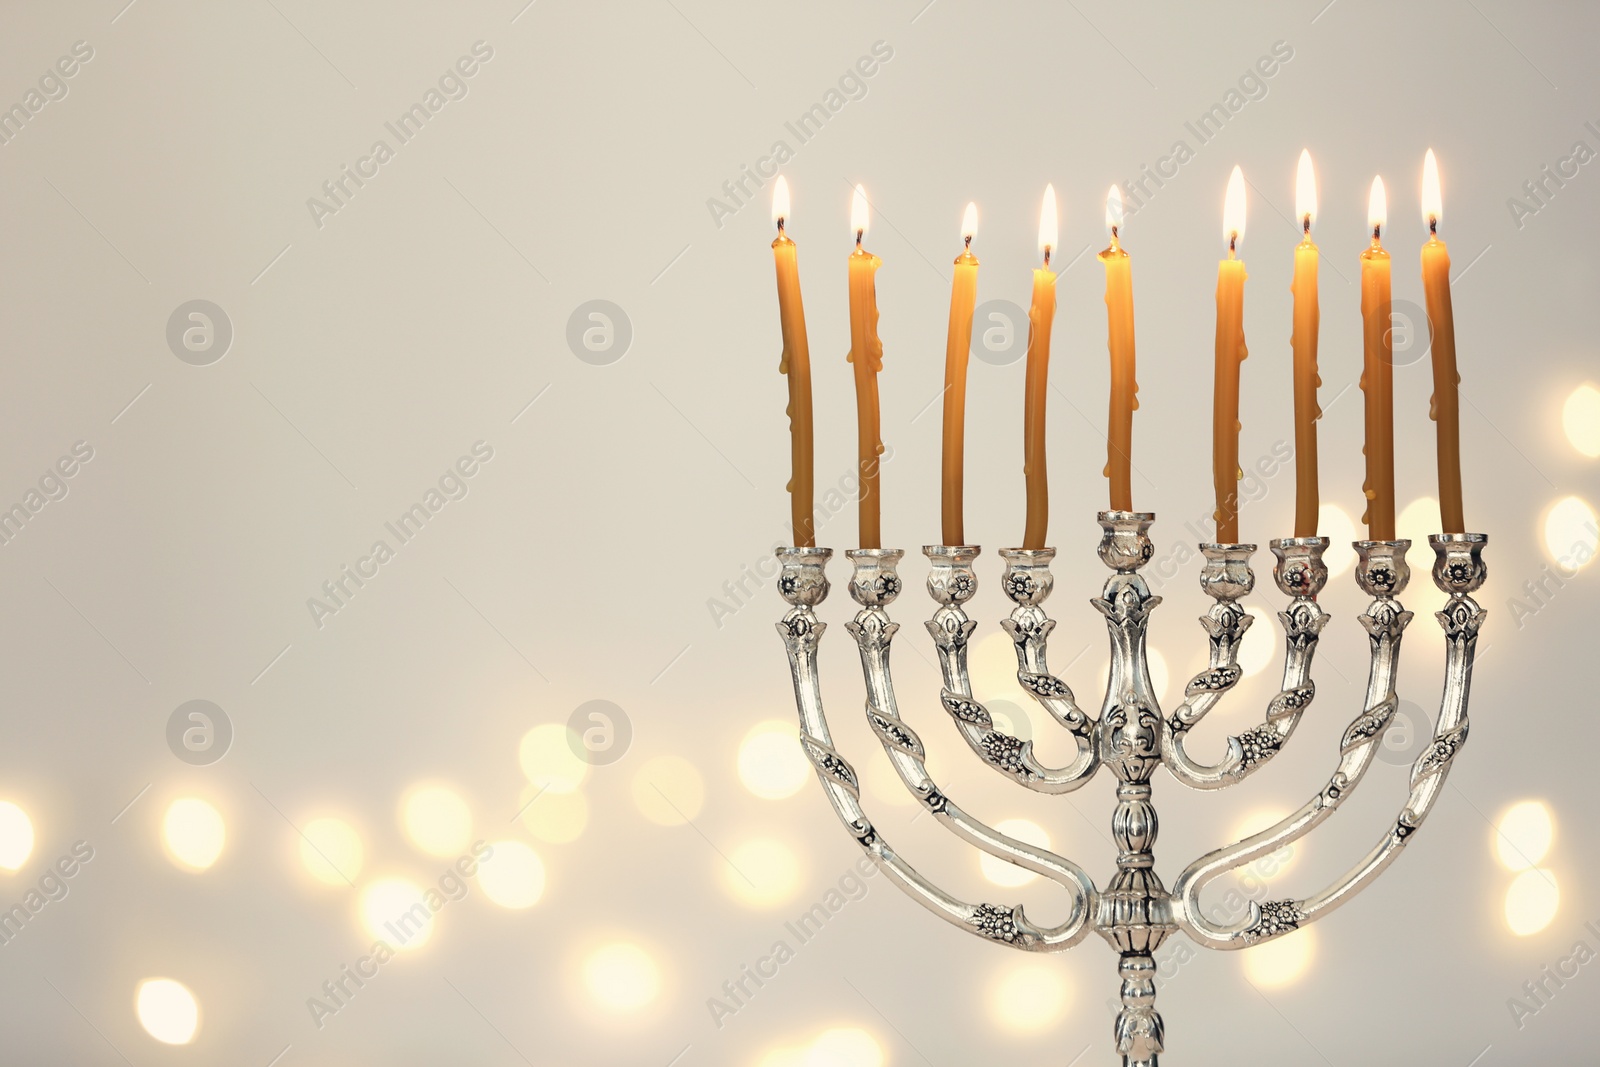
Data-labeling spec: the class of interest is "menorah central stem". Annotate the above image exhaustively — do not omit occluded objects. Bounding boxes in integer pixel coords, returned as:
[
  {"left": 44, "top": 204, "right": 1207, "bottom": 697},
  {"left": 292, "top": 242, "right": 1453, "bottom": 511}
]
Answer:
[
  {"left": 1106, "top": 781, "right": 1169, "bottom": 1066},
  {"left": 1085, "top": 512, "right": 1174, "bottom": 1066}
]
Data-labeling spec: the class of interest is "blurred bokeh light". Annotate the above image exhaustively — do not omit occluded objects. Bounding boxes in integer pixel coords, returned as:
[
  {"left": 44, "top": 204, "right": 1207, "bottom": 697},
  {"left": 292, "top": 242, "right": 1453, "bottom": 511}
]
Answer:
[
  {"left": 1241, "top": 926, "right": 1315, "bottom": 987},
  {"left": 988, "top": 961, "right": 1070, "bottom": 1033},
  {"left": 519, "top": 724, "right": 589, "bottom": 794},
  {"left": 1505, "top": 869, "right": 1560, "bottom": 936},
  {"left": 1495, "top": 800, "right": 1554, "bottom": 871},
  {"left": 135, "top": 978, "right": 199, "bottom": 1045},
  {"left": 583, "top": 942, "right": 661, "bottom": 1012},
  {"left": 162, "top": 798, "right": 225, "bottom": 872},
  {"left": 299, "top": 816, "right": 364, "bottom": 886},
  {"left": 518, "top": 785, "right": 589, "bottom": 844},
  {"left": 1541, "top": 495, "right": 1597, "bottom": 568},
  {"left": 1562, "top": 382, "right": 1600, "bottom": 457},
  {"left": 401, "top": 785, "right": 473, "bottom": 858},
  {"left": 632, "top": 755, "right": 706, "bottom": 827},
  {"left": 720, "top": 837, "right": 802, "bottom": 909},
  {"left": 478, "top": 840, "right": 545, "bottom": 909},
  {"left": 979, "top": 819, "right": 1050, "bottom": 888},
  {"left": 738, "top": 720, "right": 811, "bottom": 800},
  {"left": 0, "top": 800, "right": 34, "bottom": 871}
]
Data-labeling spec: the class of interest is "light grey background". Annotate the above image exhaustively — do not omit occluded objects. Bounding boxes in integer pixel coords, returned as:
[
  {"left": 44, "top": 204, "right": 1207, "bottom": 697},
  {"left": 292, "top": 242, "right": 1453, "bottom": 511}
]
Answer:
[{"left": 0, "top": 0, "right": 1595, "bottom": 1064}]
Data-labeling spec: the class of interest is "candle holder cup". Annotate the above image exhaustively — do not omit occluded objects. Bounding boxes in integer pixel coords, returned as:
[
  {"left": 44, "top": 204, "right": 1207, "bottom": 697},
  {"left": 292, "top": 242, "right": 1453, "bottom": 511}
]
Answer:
[{"left": 776, "top": 514, "right": 1486, "bottom": 1066}]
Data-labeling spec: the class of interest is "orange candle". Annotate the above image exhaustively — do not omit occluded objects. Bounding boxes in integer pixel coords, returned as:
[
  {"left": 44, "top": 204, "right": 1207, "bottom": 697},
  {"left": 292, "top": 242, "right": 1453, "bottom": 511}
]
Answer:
[
  {"left": 1212, "top": 166, "right": 1249, "bottom": 544},
  {"left": 940, "top": 203, "right": 980, "bottom": 546},
  {"left": 1420, "top": 150, "right": 1466, "bottom": 533},
  {"left": 1099, "top": 185, "right": 1138, "bottom": 512},
  {"left": 847, "top": 184, "right": 885, "bottom": 549},
  {"left": 771, "top": 177, "right": 815, "bottom": 547},
  {"left": 1022, "top": 185, "right": 1057, "bottom": 550},
  {"left": 1290, "top": 150, "right": 1322, "bottom": 537},
  {"left": 1359, "top": 176, "right": 1397, "bottom": 541}
]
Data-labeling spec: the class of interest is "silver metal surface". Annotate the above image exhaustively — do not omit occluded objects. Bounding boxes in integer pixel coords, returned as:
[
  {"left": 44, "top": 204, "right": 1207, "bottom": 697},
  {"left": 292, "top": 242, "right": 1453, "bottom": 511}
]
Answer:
[{"left": 775, "top": 516, "right": 1487, "bottom": 1066}]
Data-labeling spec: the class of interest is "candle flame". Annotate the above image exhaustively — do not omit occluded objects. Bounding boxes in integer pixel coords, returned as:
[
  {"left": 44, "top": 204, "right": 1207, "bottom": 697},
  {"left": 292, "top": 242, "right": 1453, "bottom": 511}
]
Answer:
[
  {"left": 1422, "top": 149, "right": 1442, "bottom": 231},
  {"left": 1295, "top": 149, "right": 1317, "bottom": 232},
  {"left": 772, "top": 175, "right": 790, "bottom": 229},
  {"left": 1368, "top": 175, "right": 1387, "bottom": 236},
  {"left": 850, "top": 184, "right": 870, "bottom": 241},
  {"left": 1038, "top": 183, "right": 1058, "bottom": 265},
  {"left": 1223, "top": 165, "right": 1246, "bottom": 251},
  {"left": 1105, "top": 184, "right": 1124, "bottom": 238},
  {"left": 961, "top": 201, "right": 978, "bottom": 246}
]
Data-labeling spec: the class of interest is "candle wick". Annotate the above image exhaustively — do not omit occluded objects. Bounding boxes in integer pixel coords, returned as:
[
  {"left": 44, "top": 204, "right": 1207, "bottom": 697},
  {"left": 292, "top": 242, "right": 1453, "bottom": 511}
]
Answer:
[
  {"left": 856, "top": 229, "right": 864, "bottom": 246},
  {"left": 1429, "top": 216, "right": 1438, "bottom": 235},
  {"left": 964, "top": 234, "right": 972, "bottom": 250},
  {"left": 1302, "top": 214, "right": 1311, "bottom": 235},
  {"left": 1228, "top": 233, "right": 1237, "bottom": 254},
  {"left": 1042, "top": 246, "right": 1051, "bottom": 267},
  {"left": 1372, "top": 224, "right": 1381, "bottom": 242},
  {"left": 1110, "top": 225, "right": 1119, "bottom": 241}
]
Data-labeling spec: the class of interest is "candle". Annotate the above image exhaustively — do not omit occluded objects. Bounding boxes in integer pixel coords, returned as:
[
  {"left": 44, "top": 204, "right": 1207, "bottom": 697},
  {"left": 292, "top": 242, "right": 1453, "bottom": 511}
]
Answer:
[
  {"left": 1359, "top": 176, "right": 1397, "bottom": 541},
  {"left": 847, "top": 184, "right": 885, "bottom": 549},
  {"left": 1099, "top": 185, "right": 1138, "bottom": 512},
  {"left": 771, "top": 177, "right": 815, "bottom": 547},
  {"left": 1022, "top": 184, "right": 1058, "bottom": 550},
  {"left": 1212, "top": 166, "right": 1249, "bottom": 544},
  {"left": 1420, "top": 149, "right": 1466, "bottom": 533},
  {"left": 1290, "top": 150, "right": 1322, "bottom": 537},
  {"left": 940, "top": 203, "right": 980, "bottom": 546}
]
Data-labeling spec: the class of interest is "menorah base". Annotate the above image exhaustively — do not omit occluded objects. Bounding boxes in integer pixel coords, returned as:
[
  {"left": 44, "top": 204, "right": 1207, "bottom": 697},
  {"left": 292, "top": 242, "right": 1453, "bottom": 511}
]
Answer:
[{"left": 776, "top": 514, "right": 1487, "bottom": 1064}]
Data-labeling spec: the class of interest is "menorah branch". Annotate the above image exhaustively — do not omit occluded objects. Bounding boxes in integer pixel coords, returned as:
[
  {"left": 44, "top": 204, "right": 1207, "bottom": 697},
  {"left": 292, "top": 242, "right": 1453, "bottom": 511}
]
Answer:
[
  {"left": 1171, "top": 535, "right": 1487, "bottom": 949},
  {"left": 1162, "top": 537, "right": 1331, "bottom": 789},
  {"left": 929, "top": 543, "right": 1103, "bottom": 791},
  {"left": 847, "top": 547, "right": 1098, "bottom": 946},
  {"left": 777, "top": 547, "right": 1096, "bottom": 952}
]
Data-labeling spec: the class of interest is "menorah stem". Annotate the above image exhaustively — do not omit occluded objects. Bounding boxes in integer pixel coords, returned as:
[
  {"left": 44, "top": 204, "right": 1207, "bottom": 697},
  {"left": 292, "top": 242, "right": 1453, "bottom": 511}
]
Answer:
[
  {"left": 1082, "top": 513, "right": 1173, "bottom": 1065},
  {"left": 1108, "top": 781, "right": 1166, "bottom": 1066}
]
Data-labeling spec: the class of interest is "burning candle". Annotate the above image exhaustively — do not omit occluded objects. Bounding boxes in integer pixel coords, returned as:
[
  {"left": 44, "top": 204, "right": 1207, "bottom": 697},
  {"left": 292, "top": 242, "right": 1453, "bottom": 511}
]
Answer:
[
  {"left": 1360, "top": 176, "right": 1397, "bottom": 541},
  {"left": 1421, "top": 150, "right": 1466, "bottom": 533},
  {"left": 847, "top": 184, "right": 885, "bottom": 549},
  {"left": 771, "top": 177, "right": 815, "bottom": 547},
  {"left": 1290, "top": 150, "right": 1322, "bottom": 537},
  {"left": 940, "top": 203, "right": 980, "bottom": 546},
  {"left": 1212, "top": 166, "right": 1249, "bottom": 544},
  {"left": 1022, "top": 185, "right": 1058, "bottom": 550},
  {"left": 1100, "top": 185, "right": 1138, "bottom": 513}
]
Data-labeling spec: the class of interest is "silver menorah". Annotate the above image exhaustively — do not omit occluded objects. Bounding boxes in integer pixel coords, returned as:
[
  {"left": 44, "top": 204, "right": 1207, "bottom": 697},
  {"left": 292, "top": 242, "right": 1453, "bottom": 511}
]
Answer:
[{"left": 775, "top": 513, "right": 1487, "bottom": 1065}]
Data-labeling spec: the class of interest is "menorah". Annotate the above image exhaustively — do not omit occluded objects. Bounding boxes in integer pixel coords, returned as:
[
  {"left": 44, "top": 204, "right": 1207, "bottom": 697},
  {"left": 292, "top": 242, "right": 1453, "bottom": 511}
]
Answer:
[{"left": 775, "top": 514, "right": 1487, "bottom": 1065}]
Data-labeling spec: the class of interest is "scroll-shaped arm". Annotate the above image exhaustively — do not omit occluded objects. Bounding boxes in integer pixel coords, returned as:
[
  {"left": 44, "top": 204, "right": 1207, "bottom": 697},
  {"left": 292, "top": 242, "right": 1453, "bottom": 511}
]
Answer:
[
  {"left": 1173, "top": 536, "right": 1486, "bottom": 949},
  {"left": 932, "top": 546, "right": 1100, "bottom": 793},
  {"left": 776, "top": 547, "right": 1095, "bottom": 952},
  {"left": 853, "top": 548, "right": 1097, "bottom": 942},
  {"left": 1163, "top": 538, "right": 1332, "bottom": 788}
]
